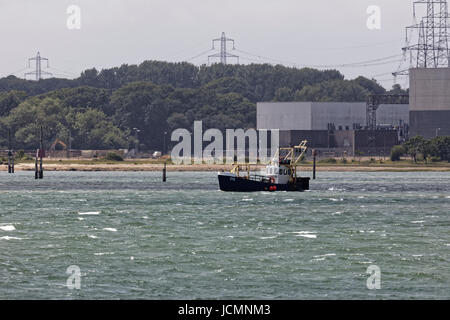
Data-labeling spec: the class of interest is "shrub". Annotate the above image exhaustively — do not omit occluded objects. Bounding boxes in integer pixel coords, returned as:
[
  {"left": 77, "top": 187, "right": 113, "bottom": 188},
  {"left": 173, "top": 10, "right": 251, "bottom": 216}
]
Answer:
[
  {"left": 319, "top": 158, "right": 337, "bottom": 164},
  {"left": 105, "top": 152, "right": 124, "bottom": 161},
  {"left": 416, "top": 153, "right": 425, "bottom": 162},
  {"left": 390, "top": 145, "right": 405, "bottom": 162},
  {"left": 431, "top": 156, "right": 441, "bottom": 163},
  {"left": 15, "top": 150, "right": 25, "bottom": 160}
]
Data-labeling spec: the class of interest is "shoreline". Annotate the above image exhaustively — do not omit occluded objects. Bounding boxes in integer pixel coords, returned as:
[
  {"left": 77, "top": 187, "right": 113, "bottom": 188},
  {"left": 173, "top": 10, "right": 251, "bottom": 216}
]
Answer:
[{"left": 2, "top": 163, "right": 450, "bottom": 172}]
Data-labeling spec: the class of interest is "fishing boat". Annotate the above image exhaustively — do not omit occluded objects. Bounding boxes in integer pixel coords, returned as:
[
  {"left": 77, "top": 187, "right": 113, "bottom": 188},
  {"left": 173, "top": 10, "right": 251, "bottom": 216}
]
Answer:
[{"left": 218, "top": 140, "right": 310, "bottom": 192}]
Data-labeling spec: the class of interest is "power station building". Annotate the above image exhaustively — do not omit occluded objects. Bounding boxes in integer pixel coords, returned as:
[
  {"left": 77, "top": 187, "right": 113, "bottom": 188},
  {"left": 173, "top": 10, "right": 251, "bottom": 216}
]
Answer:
[
  {"left": 409, "top": 68, "right": 450, "bottom": 138},
  {"left": 257, "top": 102, "right": 409, "bottom": 131},
  {"left": 257, "top": 102, "right": 409, "bottom": 156}
]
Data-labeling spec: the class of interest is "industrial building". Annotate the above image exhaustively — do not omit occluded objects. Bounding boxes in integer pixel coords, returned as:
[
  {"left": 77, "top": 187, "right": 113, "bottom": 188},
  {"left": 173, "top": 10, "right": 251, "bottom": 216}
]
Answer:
[
  {"left": 409, "top": 68, "right": 450, "bottom": 139},
  {"left": 257, "top": 102, "right": 409, "bottom": 131},
  {"left": 257, "top": 102, "right": 408, "bottom": 156}
]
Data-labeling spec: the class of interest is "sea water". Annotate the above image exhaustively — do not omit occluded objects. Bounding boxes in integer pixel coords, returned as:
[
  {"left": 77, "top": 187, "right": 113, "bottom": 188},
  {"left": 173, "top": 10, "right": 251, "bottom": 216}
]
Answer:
[{"left": 0, "top": 171, "right": 449, "bottom": 299}]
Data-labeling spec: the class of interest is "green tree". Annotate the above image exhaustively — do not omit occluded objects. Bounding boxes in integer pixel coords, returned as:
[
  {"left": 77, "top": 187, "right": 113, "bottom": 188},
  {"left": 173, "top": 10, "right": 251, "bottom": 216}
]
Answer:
[
  {"left": 2, "top": 97, "right": 69, "bottom": 149},
  {"left": 403, "top": 136, "right": 430, "bottom": 163},
  {"left": 429, "top": 136, "right": 450, "bottom": 161},
  {"left": 274, "top": 87, "right": 294, "bottom": 102},
  {"left": 352, "top": 76, "right": 386, "bottom": 95},
  {"left": 295, "top": 80, "right": 368, "bottom": 102},
  {"left": 110, "top": 82, "right": 172, "bottom": 150},
  {"left": 72, "top": 108, "right": 128, "bottom": 149},
  {"left": 0, "top": 91, "right": 28, "bottom": 117},
  {"left": 2, "top": 97, "right": 127, "bottom": 150},
  {"left": 390, "top": 145, "right": 405, "bottom": 162},
  {"left": 387, "top": 84, "right": 408, "bottom": 95}
]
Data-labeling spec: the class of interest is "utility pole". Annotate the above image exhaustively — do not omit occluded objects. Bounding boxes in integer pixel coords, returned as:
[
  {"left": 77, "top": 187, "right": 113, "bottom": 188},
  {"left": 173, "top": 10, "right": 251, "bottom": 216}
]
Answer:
[
  {"left": 35, "top": 126, "right": 44, "bottom": 179},
  {"left": 312, "top": 149, "right": 317, "bottom": 180},
  {"left": 25, "top": 52, "right": 52, "bottom": 80},
  {"left": 40, "top": 126, "right": 43, "bottom": 178},
  {"left": 208, "top": 32, "right": 239, "bottom": 65},
  {"left": 67, "top": 129, "right": 72, "bottom": 159},
  {"left": 133, "top": 127, "right": 140, "bottom": 157},
  {"left": 436, "top": 127, "right": 441, "bottom": 137},
  {"left": 163, "top": 131, "right": 168, "bottom": 155}
]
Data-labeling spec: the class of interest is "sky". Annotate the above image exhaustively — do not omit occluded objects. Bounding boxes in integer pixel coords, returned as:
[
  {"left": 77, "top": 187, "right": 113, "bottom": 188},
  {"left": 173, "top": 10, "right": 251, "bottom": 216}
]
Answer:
[{"left": 0, "top": 0, "right": 428, "bottom": 89}]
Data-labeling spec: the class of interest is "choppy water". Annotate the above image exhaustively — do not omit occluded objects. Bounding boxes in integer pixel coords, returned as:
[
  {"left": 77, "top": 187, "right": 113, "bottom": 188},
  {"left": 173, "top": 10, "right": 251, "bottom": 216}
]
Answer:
[{"left": 0, "top": 171, "right": 449, "bottom": 299}]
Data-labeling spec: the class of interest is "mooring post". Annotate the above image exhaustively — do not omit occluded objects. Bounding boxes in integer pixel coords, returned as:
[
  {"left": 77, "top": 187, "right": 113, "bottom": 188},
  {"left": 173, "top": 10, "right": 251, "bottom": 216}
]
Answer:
[
  {"left": 11, "top": 152, "right": 14, "bottom": 173},
  {"left": 67, "top": 129, "right": 71, "bottom": 159},
  {"left": 8, "top": 150, "right": 12, "bottom": 173},
  {"left": 39, "top": 126, "right": 43, "bottom": 179},
  {"left": 7, "top": 129, "right": 14, "bottom": 174},
  {"left": 35, "top": 149, "right": 38, "bottom": 179},
  {"left": 313, "top": 149, "right": 317, "bottom": 180},
  {"left": 163, "top": 161, "right": 167, "bottom": 182}
]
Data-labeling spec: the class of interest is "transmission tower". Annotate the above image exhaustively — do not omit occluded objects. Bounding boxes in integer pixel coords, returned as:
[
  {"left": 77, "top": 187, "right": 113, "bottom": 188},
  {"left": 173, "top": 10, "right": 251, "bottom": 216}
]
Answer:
[
  {"left": 404, "top": 0, "right": 450, "bottom": 69},
  {"left": 25, "top": 52, "right": 52, "bottom": 80},
  {"left": 208, "top": 32, "right": 239, "bottom": 65}
]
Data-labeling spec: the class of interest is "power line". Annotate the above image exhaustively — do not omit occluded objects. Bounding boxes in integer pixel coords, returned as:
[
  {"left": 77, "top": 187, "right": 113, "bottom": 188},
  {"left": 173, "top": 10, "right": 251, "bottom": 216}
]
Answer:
[
  {"left": 186, "top": 49, "right": 217, "bottom": 62},
  {"left": 5, "top": 67, "right": 29, "bottom": 77},
  {"left": 233, "top": 48, "right": 297, "bottom": 66},
  {"left": 3, "top": 53, "right": 78, "bottom": 80},
  {"left": 235, "top": 48, "right": 403, "bottom": 69},
  {"left": 301, "top": 39, "right": 404, "bottom": 51},
  {"left": 47, "top": 66, "right": 78, "bottom": 78},
  {"left": 24, "top": 52, "right": 52, "bottom": 81},
  {"left": 403, "top": 0, "right": 450, "bottom": 68},
  {"left": 208, "top": 32, "right": 239, "bottom": 64},
  {"left": 166, "top": 40, "right": 212, "bottom": 60}
]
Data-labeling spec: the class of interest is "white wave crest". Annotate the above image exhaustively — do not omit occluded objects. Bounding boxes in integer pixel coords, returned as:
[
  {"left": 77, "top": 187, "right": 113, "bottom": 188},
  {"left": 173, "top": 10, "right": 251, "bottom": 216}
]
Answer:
[
  {"left": 0, "top": 225, "right": 15, "bottom": 231},
  {"left": 78, "top": 212, "right": 100, "bottom": 215},
  {"left": 0, "top": 236, "right": 22, "bottom": 240}
]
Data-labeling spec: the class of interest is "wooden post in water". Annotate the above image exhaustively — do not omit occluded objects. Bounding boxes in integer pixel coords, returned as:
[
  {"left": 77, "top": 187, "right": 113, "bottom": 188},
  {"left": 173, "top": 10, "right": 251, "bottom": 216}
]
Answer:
[
  {"left": 35, "top": 149, "right": 39, "bottom": 179},
  {"left": 313, "top": 149, "right": 317, "bottom": 180},
  {"left": 163, "top": 161, "right": 167, "bottom": 182},
  {"left": 7, "top": 129, "right": 14, "bottom": 174},
  {"left": 7, "top": 150, "right": 12, "bottom": 173},
  {"left": 39, "top": 126, "right": 43, "bottom": 179}
]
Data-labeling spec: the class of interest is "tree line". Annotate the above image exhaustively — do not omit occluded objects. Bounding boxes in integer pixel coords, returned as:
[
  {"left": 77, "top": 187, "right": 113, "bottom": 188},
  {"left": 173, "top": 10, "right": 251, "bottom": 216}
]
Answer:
[
  {"left": 391, "top": 136, "right": 450, "bottom": 163},
  {"left": 0, "top": 60, "right": 408, "bottom": 151}
]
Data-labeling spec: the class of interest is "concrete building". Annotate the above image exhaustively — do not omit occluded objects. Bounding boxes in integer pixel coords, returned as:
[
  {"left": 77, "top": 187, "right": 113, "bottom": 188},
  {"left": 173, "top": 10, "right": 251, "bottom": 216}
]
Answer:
[
  {"left": 257, "top": 101, "right": 408, "bottom": 156},
  {"left": 409, "top": 68, "right": 450, "bottom": 138},
  {"left": 257, "top": 102, "right": 409, "bottom": 131},
  {"left": 280, "top": 130, "right": 398, "bottom": 156}
]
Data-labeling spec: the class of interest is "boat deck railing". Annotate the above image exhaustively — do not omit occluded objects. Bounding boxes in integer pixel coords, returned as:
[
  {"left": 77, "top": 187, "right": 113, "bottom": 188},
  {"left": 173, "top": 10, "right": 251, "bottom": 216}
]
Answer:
[{"left": 243, "top": 173, "right": 271, "bottom": 183}]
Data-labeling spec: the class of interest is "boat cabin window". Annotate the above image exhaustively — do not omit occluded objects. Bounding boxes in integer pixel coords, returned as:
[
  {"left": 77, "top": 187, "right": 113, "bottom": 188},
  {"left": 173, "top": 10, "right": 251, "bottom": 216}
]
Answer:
[{"left": 277, "top": 168, "right": 292, "bottom": 175}]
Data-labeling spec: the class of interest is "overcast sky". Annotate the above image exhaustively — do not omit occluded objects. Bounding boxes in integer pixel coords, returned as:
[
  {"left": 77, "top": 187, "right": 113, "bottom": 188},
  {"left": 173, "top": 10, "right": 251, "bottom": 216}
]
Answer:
[{"left": 0, "top": 0, "right": 426, "bottom": 88}]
